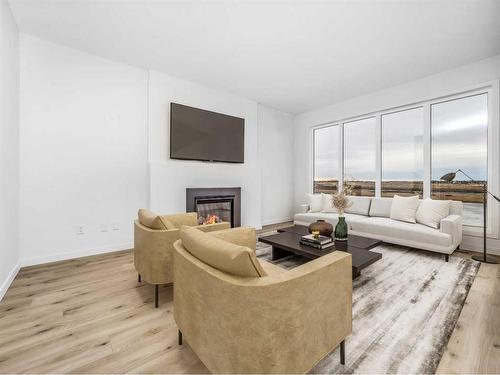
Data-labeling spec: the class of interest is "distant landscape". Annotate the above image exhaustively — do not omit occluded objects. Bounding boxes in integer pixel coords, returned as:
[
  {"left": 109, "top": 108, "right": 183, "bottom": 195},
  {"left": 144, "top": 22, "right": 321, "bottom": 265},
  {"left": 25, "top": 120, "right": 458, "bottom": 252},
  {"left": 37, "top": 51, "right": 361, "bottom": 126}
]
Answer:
[
  {"left": 313, "top": 179, "right": 486, "bottom": 202},
  {"left": 314, "top": 179, "right": 485, "bottom": 226}
]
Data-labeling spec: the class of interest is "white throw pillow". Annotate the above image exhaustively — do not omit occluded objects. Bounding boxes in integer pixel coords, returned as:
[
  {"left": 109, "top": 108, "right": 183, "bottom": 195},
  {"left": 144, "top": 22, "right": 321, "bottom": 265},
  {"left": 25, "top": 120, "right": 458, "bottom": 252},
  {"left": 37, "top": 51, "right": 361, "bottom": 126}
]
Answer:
[
  {"left": 345, "top": 196, "right": 371, "bottom": 216},
  {"left": 416, "top": 199, "right": 451, "bottom": 229},
  {"left": 306, "top": 193, "right": 323, "bottom": 212},
  {"left": 390, "top": 195, "right": 420, "bottom": 223},
  {"left": 369, "top": 197, "right": 392, "bottom": 218},
  {"left": 321, "top": 193, "right": 337, "bottom": 213}
]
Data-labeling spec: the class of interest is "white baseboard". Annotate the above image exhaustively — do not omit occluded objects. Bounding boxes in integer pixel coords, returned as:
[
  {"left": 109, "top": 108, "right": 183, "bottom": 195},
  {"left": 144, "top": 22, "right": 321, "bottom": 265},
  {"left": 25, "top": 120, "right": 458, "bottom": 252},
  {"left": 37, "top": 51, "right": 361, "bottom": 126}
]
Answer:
[
  {"left": 261, "top": 217, "right": 293, "bottom": 226},
  {"left": 0, "top": 261, "right": 21, "bottom": 301},
  {"left": 21, "top": 242, "right": 134, "bottom": 267}
]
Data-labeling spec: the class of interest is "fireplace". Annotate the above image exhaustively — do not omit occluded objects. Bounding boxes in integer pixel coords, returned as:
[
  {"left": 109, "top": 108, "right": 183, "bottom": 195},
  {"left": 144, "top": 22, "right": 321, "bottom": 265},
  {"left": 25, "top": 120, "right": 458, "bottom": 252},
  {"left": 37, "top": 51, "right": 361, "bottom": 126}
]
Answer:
[{"left": 186, "top": 187, "right": 241, "bottom": 227}]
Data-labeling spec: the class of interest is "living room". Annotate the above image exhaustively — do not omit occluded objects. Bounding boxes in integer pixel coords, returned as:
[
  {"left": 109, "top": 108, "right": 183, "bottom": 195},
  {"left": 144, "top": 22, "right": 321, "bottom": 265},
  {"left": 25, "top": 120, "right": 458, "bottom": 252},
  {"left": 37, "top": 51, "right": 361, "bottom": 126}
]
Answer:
[{"left": 0, "top": 0, "right": 499, "bottom": 374}]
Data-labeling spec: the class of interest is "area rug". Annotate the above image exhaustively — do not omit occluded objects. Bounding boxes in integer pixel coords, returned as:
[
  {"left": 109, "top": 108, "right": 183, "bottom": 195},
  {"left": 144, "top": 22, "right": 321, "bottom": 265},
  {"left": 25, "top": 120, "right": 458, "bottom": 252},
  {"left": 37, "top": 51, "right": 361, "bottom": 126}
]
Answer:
[{"left": 256, "top": 238, "right": 479, "bottom": 374}]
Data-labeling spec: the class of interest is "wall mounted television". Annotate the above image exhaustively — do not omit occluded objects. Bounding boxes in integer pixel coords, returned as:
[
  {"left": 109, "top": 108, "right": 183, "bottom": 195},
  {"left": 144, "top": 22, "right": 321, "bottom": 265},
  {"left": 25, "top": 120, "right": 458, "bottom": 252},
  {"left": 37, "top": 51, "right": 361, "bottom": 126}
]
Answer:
[{"left": 170, "top": 103, "right": 245, "bottom": 163}]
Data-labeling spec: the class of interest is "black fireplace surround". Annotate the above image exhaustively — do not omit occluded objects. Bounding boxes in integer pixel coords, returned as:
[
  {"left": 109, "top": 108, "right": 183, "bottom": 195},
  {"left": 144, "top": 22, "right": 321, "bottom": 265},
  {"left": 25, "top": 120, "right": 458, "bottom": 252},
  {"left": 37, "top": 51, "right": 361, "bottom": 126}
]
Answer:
[{"left": 186, "top": 187, "right": 241, "bottom": 227}]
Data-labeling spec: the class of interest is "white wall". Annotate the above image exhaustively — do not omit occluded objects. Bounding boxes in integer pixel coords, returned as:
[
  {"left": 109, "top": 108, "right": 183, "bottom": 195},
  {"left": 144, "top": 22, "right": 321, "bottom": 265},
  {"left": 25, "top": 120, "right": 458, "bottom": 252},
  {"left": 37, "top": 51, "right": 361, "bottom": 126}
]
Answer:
[
  {"left": 17, "top": 35, "right": 295, "bottom": 267},
  {"left": 258, "top": 105, "right": 294, "bottom": 225},
  {"left": 294, "top": 54, "right": 500, "bottom": 254},
  {"left": 19, "top": 35, "right": 149, "bottom": 265},
  {"left": 147, "top": 70, "right": 263, "bottom": 228},
  {"left": 0, "top": 0, "right": 20, "bottom": 300}
]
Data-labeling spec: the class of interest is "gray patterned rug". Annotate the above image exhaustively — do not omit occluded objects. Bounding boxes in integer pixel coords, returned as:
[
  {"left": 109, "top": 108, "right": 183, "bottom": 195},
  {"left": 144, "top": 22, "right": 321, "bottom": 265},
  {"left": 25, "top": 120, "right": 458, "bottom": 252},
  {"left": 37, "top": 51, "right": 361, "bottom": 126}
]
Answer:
[{"left": 256, "top": 237, "right": 479, "bottom": 374}]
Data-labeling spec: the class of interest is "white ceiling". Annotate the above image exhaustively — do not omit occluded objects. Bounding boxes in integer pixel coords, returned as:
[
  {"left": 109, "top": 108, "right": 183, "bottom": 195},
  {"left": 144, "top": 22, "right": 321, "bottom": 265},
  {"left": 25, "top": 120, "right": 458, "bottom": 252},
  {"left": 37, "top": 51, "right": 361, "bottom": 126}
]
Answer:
[{"left": 9, "top": 0, "right": 500, "bottom": 114}]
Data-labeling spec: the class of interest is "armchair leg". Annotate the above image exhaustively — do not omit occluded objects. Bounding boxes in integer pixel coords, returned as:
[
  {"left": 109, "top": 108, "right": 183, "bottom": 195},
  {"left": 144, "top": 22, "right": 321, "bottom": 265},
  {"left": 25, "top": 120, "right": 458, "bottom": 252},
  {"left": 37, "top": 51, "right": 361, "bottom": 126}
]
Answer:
[
  {"left": 445, "top": 254, "right": 449, "bottom": 262},
  {"left": 340, "top": 340, "right": 345, "bottom": 365},
  {"left": 155, "top": 285, "right": 159, "bottom": 308},
  {"left": 178, "top": 330, "right": 183, "bottom": 345},
  {"left": 138, "top": 274, "right": 141, "bottom": 282}
]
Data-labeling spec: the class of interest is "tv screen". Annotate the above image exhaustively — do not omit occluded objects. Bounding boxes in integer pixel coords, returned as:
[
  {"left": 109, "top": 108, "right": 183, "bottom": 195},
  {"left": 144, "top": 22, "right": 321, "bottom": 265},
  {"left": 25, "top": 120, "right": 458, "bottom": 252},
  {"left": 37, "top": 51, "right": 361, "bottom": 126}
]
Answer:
[{"left": 170, "top": 103, "right": 245, "bottom": 163}]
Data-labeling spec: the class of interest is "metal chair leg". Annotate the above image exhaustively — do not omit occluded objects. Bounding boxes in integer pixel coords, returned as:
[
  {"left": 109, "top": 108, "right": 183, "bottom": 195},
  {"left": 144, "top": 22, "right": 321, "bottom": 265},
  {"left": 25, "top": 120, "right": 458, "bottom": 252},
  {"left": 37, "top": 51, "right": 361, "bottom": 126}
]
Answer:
[
  {"left": 340, "top": 340, "right": 345, "bottom": 365},
  {"left": 155, "top": 285, "right": 159, "bottom": 308},
  {"left": 178, "top": 330, "right": 183, "bottom": 345}
]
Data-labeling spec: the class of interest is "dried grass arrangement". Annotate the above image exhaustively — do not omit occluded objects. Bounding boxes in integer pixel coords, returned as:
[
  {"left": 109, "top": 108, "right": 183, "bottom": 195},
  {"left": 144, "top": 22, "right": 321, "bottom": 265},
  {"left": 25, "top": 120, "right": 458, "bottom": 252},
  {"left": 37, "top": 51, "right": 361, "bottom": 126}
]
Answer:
[{"left": 331, "top": 187, "right": 353, "bottom": 216}]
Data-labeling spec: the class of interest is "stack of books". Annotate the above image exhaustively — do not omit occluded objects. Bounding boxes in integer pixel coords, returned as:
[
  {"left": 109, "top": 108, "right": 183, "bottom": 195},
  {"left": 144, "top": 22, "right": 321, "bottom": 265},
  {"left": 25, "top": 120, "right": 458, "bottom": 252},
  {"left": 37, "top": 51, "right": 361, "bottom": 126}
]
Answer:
[{"left": 300, "top": 234, "right": 335, "bottom": 250}]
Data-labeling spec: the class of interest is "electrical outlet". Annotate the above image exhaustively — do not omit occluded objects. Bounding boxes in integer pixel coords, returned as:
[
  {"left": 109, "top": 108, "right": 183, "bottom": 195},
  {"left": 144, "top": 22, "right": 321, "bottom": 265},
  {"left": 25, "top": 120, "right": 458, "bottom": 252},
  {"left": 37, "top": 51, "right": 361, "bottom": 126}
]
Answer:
[
  {"left": 111, "top": 222, "right": 120, "bottom": 231},
  {"left": 100, "top": 224, "right": 109, "bottom": 232},
  {"left": 75, "top": 226, "right": 85, "bottom": 235}
]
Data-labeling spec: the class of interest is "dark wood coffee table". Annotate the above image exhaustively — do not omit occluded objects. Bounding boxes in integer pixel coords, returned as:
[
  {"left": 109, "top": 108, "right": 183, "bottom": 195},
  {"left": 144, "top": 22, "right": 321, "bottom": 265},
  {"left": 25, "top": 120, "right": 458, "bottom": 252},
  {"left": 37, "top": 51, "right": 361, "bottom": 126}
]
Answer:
[{"left": 259, "top": 225, "right": 382, "bottom": 279}]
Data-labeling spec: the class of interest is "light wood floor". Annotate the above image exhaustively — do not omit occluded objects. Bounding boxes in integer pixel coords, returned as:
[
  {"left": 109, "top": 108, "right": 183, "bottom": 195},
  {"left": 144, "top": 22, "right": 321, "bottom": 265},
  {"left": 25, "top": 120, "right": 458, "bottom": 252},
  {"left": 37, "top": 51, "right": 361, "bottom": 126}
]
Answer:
[{"left": 0, "top": 234, "right": 498, "bottom": 373}]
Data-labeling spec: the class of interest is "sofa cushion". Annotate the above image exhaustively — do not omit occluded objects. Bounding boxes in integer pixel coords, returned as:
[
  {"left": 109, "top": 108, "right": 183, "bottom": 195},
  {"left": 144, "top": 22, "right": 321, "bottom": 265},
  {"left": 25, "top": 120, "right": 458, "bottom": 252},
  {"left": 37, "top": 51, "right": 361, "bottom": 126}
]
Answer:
[
  {"left": 138, "top": 208, "right": 169, "bottom": 230},
  {"left": 321, "top": 193, "right": 337, "bottom": 213},
  {"left": 294, "top": 212, "right": 339, "bottom": 226},
  {"left": 180, "top": 226, "right": 267, "bottom": 278},
  {"left": 293, "top": 212, "right": 369, "bottom": 229},
  {"left": 345, "top": 196, "right": 371, "bottom": 216},
  {"left": 416, "top": 199, "right": 451, "bottom": 229},
  {"left": 351, "top": 217, "right": 451, "bottom": 248},
  {"left": 162, "top": 212, "right": 198, "bottom": 228},
  {"left": 390, "top": 195, "right": 420, "bottom": 223},
  {"left": 369, "top": 197, "right": 392, "bottom": 217},
  {"left": 306, "top": 193, "right": 323, "bottom": 212}
]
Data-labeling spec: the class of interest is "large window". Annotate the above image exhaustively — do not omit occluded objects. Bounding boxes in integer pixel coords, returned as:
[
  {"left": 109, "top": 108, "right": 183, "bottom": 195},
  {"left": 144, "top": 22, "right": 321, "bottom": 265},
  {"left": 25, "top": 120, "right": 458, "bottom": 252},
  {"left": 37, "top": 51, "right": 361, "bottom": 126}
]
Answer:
[
  {"left": 313, "top": 125, "right": 339, "bottom": 193},
  {"left": 344, "top": 117, "right": 376, "bottom": 196},
  {"left": 311, "top": 88, "right": 492, "bottom": 229},
  {"left": 382, "top": 108, "right": 424, "bottom": 197},
  {"left": 431, "top": 94, "right": 488, "bottom": 227}
]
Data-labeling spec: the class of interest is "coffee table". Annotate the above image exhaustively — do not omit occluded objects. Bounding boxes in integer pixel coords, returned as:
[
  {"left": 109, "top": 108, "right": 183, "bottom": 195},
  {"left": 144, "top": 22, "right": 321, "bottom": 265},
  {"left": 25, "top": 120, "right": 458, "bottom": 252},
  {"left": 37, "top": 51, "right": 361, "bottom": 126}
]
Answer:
[{"left": 259, "top": 225, "right": 382, "bottom": 279}]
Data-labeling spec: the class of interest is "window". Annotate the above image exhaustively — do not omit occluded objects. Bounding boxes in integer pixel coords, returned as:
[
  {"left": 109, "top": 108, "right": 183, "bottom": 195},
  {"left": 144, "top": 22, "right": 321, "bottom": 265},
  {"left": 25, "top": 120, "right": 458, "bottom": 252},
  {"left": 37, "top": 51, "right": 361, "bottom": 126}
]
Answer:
[
  {"left": 343, "top": 117, "right": 376, "bottom": 196},
  {"left": 431, "top": 93, "right": 488, "bottom": 227},
  {"left": 311, "top": 88, "right": 492, "bottom": 230},
  {"left": 313, "top": 125, "right": 339, "bottom": 194},
  {"left": 382, "top": 108, "right": 424, "bottom": 197}
]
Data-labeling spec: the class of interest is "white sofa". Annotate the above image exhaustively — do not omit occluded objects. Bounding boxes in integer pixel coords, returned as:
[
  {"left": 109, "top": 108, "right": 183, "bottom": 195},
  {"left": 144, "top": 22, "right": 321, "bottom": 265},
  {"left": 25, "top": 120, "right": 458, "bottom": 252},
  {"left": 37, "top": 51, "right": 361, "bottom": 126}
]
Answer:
[{"left": 294, "top": 196, "right": 463, "bottom": 259}]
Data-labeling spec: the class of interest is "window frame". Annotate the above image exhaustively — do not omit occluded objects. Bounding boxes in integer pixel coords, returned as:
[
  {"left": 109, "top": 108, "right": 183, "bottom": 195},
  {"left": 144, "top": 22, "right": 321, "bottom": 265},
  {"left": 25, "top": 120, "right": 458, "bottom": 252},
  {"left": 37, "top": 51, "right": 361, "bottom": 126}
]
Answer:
[{"left": 310, "top": 82, "right": 499, "bottom": 239}]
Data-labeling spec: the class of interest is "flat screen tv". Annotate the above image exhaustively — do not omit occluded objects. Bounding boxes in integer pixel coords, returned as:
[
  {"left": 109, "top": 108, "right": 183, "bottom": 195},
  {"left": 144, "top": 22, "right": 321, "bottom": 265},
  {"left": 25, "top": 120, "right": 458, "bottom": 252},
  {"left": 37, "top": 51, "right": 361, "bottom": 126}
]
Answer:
[{"left": 170, "top": 103, "right": 245, "bottom": 163}]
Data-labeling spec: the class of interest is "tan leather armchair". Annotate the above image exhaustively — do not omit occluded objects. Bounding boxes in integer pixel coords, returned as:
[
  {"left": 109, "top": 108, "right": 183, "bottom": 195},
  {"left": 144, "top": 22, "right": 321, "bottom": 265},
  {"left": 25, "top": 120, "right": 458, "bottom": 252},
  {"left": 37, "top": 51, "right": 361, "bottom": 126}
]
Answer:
[
  {"left": 134, "top": 210, "right": 230, "bottom": 307},
  {"left": 173, "top": 226, "right": 352, "bottom": 373}
]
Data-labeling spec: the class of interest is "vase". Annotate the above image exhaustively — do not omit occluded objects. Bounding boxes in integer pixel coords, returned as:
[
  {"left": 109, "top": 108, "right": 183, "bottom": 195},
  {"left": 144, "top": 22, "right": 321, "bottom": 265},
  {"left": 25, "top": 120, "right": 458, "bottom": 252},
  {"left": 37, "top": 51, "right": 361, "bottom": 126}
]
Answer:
[
  {"left": 335, "top": 216, "right": 348, "bottom": 241},
  {"left": 308, "top": 220, "right": 333, "bottom": 237}
]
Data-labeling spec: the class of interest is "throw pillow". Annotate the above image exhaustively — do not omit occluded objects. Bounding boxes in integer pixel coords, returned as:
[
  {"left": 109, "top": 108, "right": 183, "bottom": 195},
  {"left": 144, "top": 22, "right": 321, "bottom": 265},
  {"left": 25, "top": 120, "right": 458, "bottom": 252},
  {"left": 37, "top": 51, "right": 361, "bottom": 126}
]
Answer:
[
  {"left": 306, "top": 193, "right": 323, "bottom": 212},
  {"left": 369, "top": 197, "right": 392, "bottom": 217},
  {"left": 138, "top": 209, "right": 167, "bottom": 230},
  {"left": 180, "top": 226, "right": 267, "bottom": 278},
  {"left": 416, "top": 199, "right": 451, "bottom": 228},
  {"left": 390, "top": 195, "right": 420, "bottom": 223},
  {"left": 345, "top": 196, "right": 371, "bottom": 216},
  {"left": 321, "top": 193, "right": 337, "bottom": 213}
]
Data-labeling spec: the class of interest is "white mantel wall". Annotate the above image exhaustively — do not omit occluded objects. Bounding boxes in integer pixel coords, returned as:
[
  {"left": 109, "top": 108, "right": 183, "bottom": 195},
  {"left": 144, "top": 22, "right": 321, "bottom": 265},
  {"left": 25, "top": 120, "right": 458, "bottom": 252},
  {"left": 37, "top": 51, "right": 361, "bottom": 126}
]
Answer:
[
  {"left": 17, "top": 35, "right": 294, "bottom": 268},
  {"left": 0, "top": 0, "right": 20, "bottom": 299},
  {"left": 294, "top": 54, "right": 500, "bottom": 254},
  {"left": 147, "top": 71, "right": 263, "bottom": 228}
]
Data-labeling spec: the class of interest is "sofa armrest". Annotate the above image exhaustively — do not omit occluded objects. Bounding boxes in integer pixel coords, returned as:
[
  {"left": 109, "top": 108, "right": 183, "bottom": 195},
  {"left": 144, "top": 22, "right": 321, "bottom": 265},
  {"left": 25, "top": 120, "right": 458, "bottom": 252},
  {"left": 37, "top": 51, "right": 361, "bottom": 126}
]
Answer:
[
  {"left": 440, "top": 214, "right": 462, "bottom": 247},
  {"left": 299, "top": 204, "right": 309, "bottom": 213},
  {"left": 196, "top": 222, "right": 231, "bottom": 233},
  {"left": 208, "top": 226, "right": 256, "bottom": 251}
]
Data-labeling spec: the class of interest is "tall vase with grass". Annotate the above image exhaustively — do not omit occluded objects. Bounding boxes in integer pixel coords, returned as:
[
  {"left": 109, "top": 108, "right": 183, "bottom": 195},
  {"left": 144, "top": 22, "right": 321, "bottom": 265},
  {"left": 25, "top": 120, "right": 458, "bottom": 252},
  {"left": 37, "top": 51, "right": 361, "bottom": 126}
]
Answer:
[{"left": 331, "top": 188, "right": 352, "bottom": 241}]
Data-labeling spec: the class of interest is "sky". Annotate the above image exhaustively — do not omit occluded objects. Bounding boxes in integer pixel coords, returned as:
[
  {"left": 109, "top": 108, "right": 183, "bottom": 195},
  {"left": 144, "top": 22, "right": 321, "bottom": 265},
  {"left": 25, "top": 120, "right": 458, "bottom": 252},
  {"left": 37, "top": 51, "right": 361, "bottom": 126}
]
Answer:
[{"left": 314, "top": 93, "right": 488, "bottom": 182}]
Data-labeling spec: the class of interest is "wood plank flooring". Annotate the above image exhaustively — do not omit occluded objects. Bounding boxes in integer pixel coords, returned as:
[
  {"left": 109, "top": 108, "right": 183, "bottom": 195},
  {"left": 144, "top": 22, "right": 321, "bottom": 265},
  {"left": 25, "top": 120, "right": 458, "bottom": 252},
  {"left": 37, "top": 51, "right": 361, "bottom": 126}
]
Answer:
[
  {"left": 0, "top": 234, "right": 498, "bottom": 373},
  {"left": 0, "top": 250, "right": 208, "bottom": 374}
]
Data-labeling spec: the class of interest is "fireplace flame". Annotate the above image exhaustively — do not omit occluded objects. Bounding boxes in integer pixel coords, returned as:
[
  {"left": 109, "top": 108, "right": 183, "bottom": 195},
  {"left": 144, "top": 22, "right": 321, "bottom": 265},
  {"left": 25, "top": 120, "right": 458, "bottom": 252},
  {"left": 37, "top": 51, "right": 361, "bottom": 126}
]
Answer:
[{"left": 198, "top": 214, "right": 221, "bottom": 225}]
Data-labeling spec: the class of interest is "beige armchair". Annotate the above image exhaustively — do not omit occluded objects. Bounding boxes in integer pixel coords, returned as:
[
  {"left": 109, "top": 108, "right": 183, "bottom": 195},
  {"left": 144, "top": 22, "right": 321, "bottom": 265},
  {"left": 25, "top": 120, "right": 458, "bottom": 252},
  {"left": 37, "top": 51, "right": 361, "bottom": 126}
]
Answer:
[
  {"left": 173, "top": 226, "right": 352, "bottom": 373},
  {"left": 134, "top": 209, "right": 230, "bottom": 307}
]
